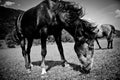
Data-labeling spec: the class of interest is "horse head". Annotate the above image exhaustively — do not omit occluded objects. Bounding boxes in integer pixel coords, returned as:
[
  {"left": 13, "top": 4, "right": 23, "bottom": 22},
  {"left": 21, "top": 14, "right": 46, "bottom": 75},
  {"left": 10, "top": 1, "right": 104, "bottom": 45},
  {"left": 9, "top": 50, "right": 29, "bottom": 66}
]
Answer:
[{"left": 73, "top": 19, "right": 98, "bottom": 73}]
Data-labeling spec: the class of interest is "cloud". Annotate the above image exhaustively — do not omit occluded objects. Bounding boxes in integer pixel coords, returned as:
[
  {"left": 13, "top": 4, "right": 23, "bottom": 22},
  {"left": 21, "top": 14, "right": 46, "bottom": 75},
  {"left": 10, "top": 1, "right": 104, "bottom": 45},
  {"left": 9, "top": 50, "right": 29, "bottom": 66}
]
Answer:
[
  {"left": 115, "top": 9, "right": 120, "bottom": 18},
  {"left": 1, "top": 1, "right": 15, "bottom": 7}
]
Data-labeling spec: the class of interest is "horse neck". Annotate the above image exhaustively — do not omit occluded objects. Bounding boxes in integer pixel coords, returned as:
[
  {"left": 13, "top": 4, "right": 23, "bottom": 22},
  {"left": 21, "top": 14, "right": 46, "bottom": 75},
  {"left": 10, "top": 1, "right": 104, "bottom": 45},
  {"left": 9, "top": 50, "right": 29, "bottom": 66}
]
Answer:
[
  {"left": 64, "top": 23, "right": 78, "bottom": 38},
  {"left": 63, "top": 18, "right": 82, "bottom": 38}
]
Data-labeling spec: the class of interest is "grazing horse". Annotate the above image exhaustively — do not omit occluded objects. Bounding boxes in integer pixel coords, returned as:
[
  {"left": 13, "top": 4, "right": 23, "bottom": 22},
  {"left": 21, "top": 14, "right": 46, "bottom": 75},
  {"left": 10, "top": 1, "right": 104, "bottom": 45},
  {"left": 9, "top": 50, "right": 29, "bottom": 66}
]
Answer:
[
  {"left": 13, "top": 0, "right": 83, "bottom": 74},
  {"left": 61, "top": 18, "right": 98, "bottom": 73},
  {"left": 95, "top": 24, "right": 116, "bottom": 49}
]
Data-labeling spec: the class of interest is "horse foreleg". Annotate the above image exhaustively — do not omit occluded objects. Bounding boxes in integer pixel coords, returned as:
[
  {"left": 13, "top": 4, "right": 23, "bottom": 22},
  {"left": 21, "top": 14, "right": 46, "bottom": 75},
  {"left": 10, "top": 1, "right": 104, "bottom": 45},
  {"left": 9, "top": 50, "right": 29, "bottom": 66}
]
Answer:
[
  {"left": 20, "top": 39, "right": 27, "bottom": 67},
  {"left": 41, "top": 35, "right": 47, "bottom": 75},
  {"left": 54, "top": 34, "right": 69, "bottom": 67},
  {"left": 74, "top": 40, "right": 94, "bottom": 73},
  {"left": 26, "top": 38, "right": 33, "bottom": 68},
  {"left": 96, "top": 39, "right": 101, "bottom": 49},
  {"left": 85, "top": 40, "right": 94, "bottom": 73}
]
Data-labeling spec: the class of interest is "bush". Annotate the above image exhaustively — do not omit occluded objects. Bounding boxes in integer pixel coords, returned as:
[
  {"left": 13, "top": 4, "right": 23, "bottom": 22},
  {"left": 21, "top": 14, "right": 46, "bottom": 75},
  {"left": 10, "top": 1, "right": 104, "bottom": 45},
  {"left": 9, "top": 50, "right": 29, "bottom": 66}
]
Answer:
[
  {"left": 4, "top": 29, "right": 74, "bottom": 47},
  {"left": 5, "top": 33, "right": 16, "bottom": 48}
]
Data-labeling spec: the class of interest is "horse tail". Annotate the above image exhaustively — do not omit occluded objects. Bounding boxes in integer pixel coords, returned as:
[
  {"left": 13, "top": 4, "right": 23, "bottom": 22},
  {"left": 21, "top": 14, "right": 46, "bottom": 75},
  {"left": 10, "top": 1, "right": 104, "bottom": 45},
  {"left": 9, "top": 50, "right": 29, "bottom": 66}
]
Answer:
[
  {"left": 16, "top": 13, "right": 23, "bottom": 32},
  {"left": 110, "top": 25, "right": 116, "bottom": 34},
  {"left": 11, "top": 29, "right": 20, "bottom": 44},
  {"left": 13, "top": 13, "right": 24, "bottom": 44}
]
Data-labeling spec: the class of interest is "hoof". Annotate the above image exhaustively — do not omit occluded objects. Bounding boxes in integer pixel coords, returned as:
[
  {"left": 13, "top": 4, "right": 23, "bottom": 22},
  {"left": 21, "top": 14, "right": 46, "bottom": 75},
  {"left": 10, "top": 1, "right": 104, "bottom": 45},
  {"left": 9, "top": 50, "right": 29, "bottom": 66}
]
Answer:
[
  {"left": 41, "top": 68, "right": 47, "bottom": 75},
  {"left": 30, "top": 63, "right": 34, "bottom": 68},
  {"left": 81, "top": 67, "right": 91, "bottom": 74},
  {"left": 81, "top": 61, "right": 93, "bottom": 74},
  {"left": 62, "top": 62, "right": 70, "bottom": 67},
  {"left": 65, "top": 63, "right": 70, "bottom": 68},
  {"left": 26, "top": 69, "right": 31, "bottom": 73}
]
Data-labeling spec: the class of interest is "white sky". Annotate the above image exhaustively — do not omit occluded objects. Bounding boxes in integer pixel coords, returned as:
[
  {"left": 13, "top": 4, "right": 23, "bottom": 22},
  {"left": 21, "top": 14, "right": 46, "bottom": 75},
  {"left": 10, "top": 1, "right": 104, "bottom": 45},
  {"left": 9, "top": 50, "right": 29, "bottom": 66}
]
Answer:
[{"left": 0, "top": 0, "right": 120, "bottom": 30}]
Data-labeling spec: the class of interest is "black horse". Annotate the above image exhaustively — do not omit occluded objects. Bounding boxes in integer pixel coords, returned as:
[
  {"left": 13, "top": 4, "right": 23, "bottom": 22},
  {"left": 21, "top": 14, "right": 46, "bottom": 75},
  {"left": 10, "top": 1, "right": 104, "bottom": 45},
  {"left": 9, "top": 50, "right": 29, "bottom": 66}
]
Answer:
[
  {"left": 61, "top": 18, "right": 98, "bottom": 73},
  {"left": 13, "top": 0, "right": 83, "bottom": 74}
]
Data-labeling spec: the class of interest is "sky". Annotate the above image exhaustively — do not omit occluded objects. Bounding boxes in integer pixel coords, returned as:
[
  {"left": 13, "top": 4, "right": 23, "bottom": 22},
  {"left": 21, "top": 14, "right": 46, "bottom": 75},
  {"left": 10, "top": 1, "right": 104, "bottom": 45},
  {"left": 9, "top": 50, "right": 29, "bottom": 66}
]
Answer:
[{"left": 0, "top": 0, "right": 120, "bottom": 30}]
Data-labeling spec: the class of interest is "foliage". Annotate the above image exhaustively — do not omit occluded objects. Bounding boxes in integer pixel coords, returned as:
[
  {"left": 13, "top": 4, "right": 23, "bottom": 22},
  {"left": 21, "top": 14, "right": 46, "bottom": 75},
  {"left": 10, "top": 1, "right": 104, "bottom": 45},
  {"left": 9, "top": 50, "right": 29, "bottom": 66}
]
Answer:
[
  {"left": 62, "top": 29, "right": 74, "bottom": 42},
  {"left": 5, "top": 33, "right": 16, "bottom": 48},
  {"left": 115, "top": 30, "right": 120, "bottom": 38}
]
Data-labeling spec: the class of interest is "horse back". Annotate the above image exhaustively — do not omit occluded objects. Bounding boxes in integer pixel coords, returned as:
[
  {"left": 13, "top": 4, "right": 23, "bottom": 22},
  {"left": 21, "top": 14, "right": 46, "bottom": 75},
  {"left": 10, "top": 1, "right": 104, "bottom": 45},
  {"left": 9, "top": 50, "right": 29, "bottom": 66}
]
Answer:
[
  {"left": 16, "top": 0, "right": 56, "bottom": 38},
  {"left": 21, "top": 2, "right": 51, "bottom": 28},
  {"left": 99, "top": 24, "right": 115, "bottom": 38}
]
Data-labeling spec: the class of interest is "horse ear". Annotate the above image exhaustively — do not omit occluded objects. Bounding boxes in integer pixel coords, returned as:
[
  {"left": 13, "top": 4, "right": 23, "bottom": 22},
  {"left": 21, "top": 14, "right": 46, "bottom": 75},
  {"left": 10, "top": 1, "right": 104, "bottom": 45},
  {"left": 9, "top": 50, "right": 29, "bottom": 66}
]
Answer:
[
  {"left": 78, "top": 7, "right": 85, "bottom": 18},
  {"left": 92, "top": 25, "right": 99, "bottom": 34},
  {"left": 95, "top": 25, "right": 98, "bottom": 28}
]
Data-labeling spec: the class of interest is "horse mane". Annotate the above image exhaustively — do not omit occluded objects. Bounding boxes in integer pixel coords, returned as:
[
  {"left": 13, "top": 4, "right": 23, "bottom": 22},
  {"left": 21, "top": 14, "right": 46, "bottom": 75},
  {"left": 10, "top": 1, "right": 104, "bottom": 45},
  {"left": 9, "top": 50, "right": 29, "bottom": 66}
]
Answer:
[
  {"left": 53, "top": 0, "right": 84, "bottom": 23},
  {"left": 52, "top": 0, "right": 70, "bottom": 13},
  {"left": 80, "top": 19, "right": 92, "bottom": 27},
  {"left": 79, "top": 19, "right": 98, "bottom": 36}
]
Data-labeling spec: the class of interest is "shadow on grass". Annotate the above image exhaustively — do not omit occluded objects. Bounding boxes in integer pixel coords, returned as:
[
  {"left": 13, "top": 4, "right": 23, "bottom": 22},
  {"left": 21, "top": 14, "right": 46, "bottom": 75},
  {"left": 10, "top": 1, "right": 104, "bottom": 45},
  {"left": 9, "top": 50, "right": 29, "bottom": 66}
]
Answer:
[
  {"left": 32, "top": 60, "right": 88, "bottom": 74},
  {"left": 94, "top": 47, "right": 109, "bottom": 50},
  {"left": 32, "top": 60, "right": 63, "bottom": 71}
]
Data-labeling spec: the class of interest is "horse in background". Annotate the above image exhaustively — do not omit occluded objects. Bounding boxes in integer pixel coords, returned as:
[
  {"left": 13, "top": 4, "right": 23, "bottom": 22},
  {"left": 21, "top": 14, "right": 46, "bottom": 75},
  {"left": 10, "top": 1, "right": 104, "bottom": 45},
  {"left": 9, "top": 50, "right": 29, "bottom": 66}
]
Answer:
[
  {"left": 13, "top": 0, "right": 84, "bottom": 74},
  {"left": 95, "top": 24, "right": 116, "bottom": 49}
]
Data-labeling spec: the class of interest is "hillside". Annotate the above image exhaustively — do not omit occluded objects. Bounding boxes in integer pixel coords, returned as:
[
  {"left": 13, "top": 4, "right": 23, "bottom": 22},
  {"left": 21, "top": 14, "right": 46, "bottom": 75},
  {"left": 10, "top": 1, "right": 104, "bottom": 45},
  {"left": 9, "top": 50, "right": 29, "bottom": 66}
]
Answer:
[
  {"left": 115, "top": 30, "right": 120, "bottom": 38},
  {"left": 0, "top": 6, "right": 24, "bottom": 39},
  {"left": 0, "top": 6, "right": 120, "bottom": 41}
]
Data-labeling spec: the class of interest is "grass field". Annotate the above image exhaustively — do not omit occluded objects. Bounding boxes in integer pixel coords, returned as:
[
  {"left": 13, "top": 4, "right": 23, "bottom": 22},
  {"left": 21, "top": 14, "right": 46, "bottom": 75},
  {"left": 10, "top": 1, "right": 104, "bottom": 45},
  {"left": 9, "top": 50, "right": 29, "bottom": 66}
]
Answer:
[{"left": 0, "top": 38, "right": 120, "bottom": 80}]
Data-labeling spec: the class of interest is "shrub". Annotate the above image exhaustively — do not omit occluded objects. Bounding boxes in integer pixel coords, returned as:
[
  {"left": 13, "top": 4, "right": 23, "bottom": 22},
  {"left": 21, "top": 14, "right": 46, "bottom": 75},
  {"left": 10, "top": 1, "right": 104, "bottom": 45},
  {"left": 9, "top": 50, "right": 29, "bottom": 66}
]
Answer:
[{"left": 5, "top": 33, "right": 16, "bottom": 48}]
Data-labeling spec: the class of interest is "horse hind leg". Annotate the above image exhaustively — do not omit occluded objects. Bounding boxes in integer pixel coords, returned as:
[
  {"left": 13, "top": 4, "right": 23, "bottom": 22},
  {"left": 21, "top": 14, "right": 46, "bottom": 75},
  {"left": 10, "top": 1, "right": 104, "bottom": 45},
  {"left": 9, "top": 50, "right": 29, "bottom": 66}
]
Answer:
[
  {"left": 25, "top": 38, "right": 33, "bottom": 73},
  {"left": 111, "top": 40, "right": 113, "bottom": 49},
  {"left": 107, "top": 40, "right": 112, "bottom": 49},
  {"left": 107, "top": 40, "right": 110, "bottom": 49},
  {"left": 107, "top": 37, "right": 113, "bottom": 49},
  {"left": 21, "top": 38, "right": 33, "bottom": 73},
  {"left": 110, "top": 35, "right": 114, "bottom": 49},
  {"left": 20, "top": 39, "right": 27, "bottom": 67}
]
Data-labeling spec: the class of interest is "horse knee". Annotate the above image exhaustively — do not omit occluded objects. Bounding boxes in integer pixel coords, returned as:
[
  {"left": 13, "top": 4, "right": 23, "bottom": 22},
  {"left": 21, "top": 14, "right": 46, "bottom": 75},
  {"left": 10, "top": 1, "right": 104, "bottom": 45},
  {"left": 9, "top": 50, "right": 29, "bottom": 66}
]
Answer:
[
  {"left": 41, "top": 49, "right": 47, "bottom": 57},
  {"left": 20, "top": 41, "right": 26, "bottom": 56},
  {"left": 22, "top": 51, "right": 26, "bottom": 56}
]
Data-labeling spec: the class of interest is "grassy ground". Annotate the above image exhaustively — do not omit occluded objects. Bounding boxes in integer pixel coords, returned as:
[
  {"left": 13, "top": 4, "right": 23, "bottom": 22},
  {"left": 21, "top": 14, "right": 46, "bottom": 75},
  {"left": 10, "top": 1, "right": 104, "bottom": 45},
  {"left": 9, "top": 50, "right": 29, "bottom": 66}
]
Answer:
[{"left": 0, "top": 38, "right": 120, "bottom": 80}]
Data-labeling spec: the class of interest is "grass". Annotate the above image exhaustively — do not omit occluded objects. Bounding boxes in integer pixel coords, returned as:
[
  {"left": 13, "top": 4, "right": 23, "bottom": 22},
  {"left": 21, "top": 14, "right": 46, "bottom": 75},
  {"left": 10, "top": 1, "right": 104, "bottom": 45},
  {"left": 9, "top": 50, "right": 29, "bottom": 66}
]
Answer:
[{"left": 0, "top": 38, "right": 120, "bottom": 80}]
